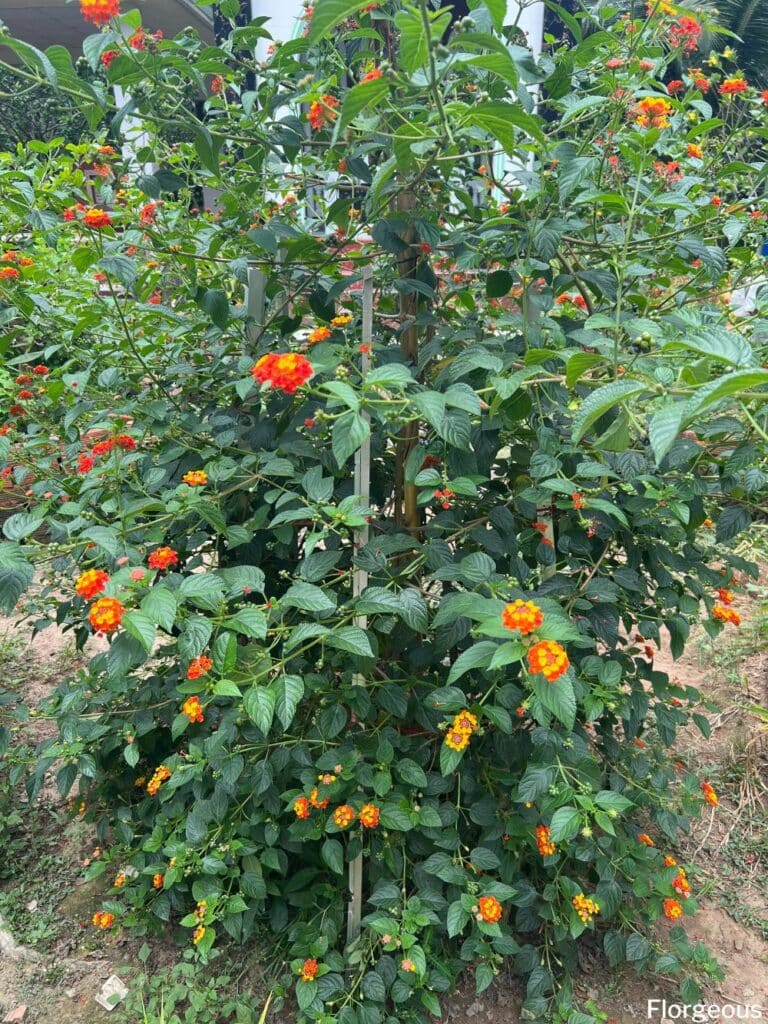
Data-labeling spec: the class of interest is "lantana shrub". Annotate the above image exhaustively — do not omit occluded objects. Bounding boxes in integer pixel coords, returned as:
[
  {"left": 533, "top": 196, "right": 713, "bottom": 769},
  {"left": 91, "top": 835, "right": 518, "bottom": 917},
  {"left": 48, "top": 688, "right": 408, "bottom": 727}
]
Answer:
[{"left": 1, "top": 0, "right": 767, "bottom": 1020}]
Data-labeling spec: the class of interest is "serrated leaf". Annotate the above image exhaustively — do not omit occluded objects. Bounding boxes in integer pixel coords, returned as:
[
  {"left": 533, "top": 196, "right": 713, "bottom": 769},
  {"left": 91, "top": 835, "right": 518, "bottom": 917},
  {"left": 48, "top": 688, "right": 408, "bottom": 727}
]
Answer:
[
  {"left": 649, "top": 403, "right": 686, "bottom": 464},
  {"left": 548, "top": 805, "right": 581, "bottom": 842},
  {"left": 226, "top": 607, "right": 268, "bottom": 639},
  {"left": 275, "top": 674, "right": 304, "bottom": 729},
  {"left": 572, "top": 379, "right": 646, "bottom": 443},
  {"left": 140, "top": 587, "right": 178, "bottom": 632},
  {"left": 243, "top": 686, "right": 276, "bottom": 735},
  {"left": 335, "top": 76, "right": 389, "bottom": 137},
  {"left": 326, "top": 625, "right": 374, "bottom": 658},
  {"left": 447, "top": 641, "right": 497, "bottom": 683},
  {"left": 283, "top": 581, "right": 337, "bottom": 613},
  {"left": 122, "top": 611, "right": 156, "bottom": 653},
  {"left": 332, "top": 410, "right": 370, "bottom": 467}
]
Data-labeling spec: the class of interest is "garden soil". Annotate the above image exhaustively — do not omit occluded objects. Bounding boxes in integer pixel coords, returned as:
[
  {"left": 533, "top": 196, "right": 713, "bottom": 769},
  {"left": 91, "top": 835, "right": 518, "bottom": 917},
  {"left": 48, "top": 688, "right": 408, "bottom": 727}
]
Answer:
[{"left": 0, "top": 582, "right": 766, "bottom": 1024}]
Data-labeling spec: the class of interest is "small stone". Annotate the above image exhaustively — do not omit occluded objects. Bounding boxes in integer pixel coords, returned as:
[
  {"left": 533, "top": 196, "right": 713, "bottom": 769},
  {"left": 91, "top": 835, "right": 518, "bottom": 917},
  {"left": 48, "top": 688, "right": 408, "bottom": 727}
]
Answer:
[
  {"left": 65, "top": 989, "right": 76, "bottom": 999},
  {"left": 734, "top": 936, "right": 744, "bottom": 951},
  {"left": 94, "top": 975, "right": 128, "bottom": 1012},
  {"left": 3, "top": 1007, "right": 29, "bottom": 1023},
  {"left": 25, "top": 901, "right": 37, "bottom": 913}
]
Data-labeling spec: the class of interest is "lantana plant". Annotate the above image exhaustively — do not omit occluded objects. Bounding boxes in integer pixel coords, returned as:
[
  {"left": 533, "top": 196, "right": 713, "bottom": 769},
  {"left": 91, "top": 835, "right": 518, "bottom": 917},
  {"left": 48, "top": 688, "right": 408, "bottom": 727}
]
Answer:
[{"left": 0, "top": 0, "right": 767, "bottom": 1020}]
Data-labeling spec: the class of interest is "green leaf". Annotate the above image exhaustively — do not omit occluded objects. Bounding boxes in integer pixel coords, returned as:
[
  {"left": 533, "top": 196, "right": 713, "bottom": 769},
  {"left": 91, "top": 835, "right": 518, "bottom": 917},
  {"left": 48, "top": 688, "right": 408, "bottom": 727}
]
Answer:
[
  {"left": 663, "top": 326, "right": 755, "bottom": 368},
  {"left": 447, "top": 900, "right": 470, "bottom": 938},
  {"left": 548, "top": 805, "right": 581, "bottom": 842},
  {"left": 226, "top": 607, "right": 268, "bottom": 639},
  {"left": 283, "top": 581, "right": 337, "bottom": 613},
  {"left": 440, "top": 741, "right": 466, "bottom": 776},
  {"left": 565, "top": 351, "right": 605, "bottom": 388},
  {"left": 244, "top": 686, "right": 276, "bottom": 735},
  {"left": 326, "top": 625, "right": 374, "bottom": 658},
  {"left": 122, "top": 611, "right": 156, "bottom": 653},
  {"left": 178, "top": 616, "right": 213, "bottom": 660},
  {"left": 322, "top": 838, "right": 344, "bottom": 875},
  {"left": 379, "top": 803, "right": 414, "bottom": 831},
  {"left": 458, "top": 100, "right": 545, "bottom": 151},
  {"left": 487, "top": 270, "right": 513, "bottom": 298},
  {"left": 687, "top": 369, "right": 768, "bottom": 417},
  {"left": 307, "top": 0, "right": 370, "bottom": 43},
  {"left": 531, "top": 675, "right": 576, "bottom": 730},
  {"left": 335, "top": 77, "right": 390, "bottom": 136},
  {"left": 625, "top": 934, "right": 651, "bottom": 962},
  {"left": 715, "top": 505, "right": 751, "bottom": 543},
  {"left": 472, "top": 0, "right": 506, "bottom": 31},
  {"left": 200, "top": 288, "right": 229, "bottom": 329},
  {"left": 594, "top": 790, "right": 633, "bottom": 813},
  {"left": 447, "top": 641, "right": 497, "bottom": 683},
  {"left": 332, "top": 411, "right": 370, "bottom": 467},
  {"left": 572, "top": 379, "right": 647, "bottom": 443},
  {"left": 2, "top": 511, "right": 44, "bottom": 541},
  {"left": 649, "top": 404, "right": 686, "bottom": 464},
  {"left": 361, "top": 972, "right": 386, "bottom": 1003},
  {"left": 140, "top": 588, "right": 178, "bottom": 633},
  {"left": 179, "top": 574, "right": 225, "bottom": 611},
  {"left": 275, "top": 674, "right": 304, "bottom": 729},
  {"left": 394, "top": 8, "right": 452, "bottom": 73},
  {"left": 98, "top": 255, "right": 136, "bottom": 287},
  {"left": 397, "top": 758, "right": 428, "bottom": 788}
]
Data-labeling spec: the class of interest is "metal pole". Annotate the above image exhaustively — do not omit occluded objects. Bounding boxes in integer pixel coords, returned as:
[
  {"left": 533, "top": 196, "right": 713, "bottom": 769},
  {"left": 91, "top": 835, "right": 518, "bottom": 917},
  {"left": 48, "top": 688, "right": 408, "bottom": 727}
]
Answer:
[
  {"left": 346, "top": 266, "right": 373, "bottom": 946},
  {"left": 246, "top": 261, "right": 267, "bottom": 345}
]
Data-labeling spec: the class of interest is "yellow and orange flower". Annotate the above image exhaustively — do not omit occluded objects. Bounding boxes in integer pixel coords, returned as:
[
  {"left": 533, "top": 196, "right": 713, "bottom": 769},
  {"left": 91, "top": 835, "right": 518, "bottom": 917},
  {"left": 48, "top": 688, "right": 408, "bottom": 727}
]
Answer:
[
  {"left": 309, "top": 786, "right": 329, "bottom": 810},
  {"left": 152, "top": 873, "right": 164, "bottom": 889},
  {"left": 187, "top": 655, "right": 213, "bottom": 680},
  {"left": 80, "top": 0, "right": 120, "bottom": 25},
  {"left": 88, "top": 596, "right": 124, "bottom": 634},
  {"left": 182, "top": 696, "right": 204, "bottom": 724},
  {"left": 251, "top": 353, "right": 314, "bottom": 394},
  {"left": 444, "top": 727, "right": 470, "bottom": 752},
  {"left": 148, "top": 546, "right": 179, "bottom": 571},
  {"left": 192, "top": 925, "right": 206, "bottom": 944},
  {"left": 501, "top": 599, "right": 543, "bottom": 635},
  {"left": 526, "top": 640, "right": 570, "bottom": 683},
  {"left": 687, "top": 143, "right": 703, "bottom": 159},
  {"left": 638, "top": 833, "right": 654, "bottom": 847},
  {"left": 453, "top": 709, "right": 478, "bottom": 735},
  {"left": 663, "top": 897, "right": 683, "bottom": 919},
  {"left": 631, "top": 96, "right": 673, "bottom": 129},
  {"left": 572, "top": 893, "right": 600, "bottom": 924},
  {"left": 719, "top": 77, "right": 748, "bottom": 96},
  {"left": 294, "top": 796, "right": 311, "bottom": 819},
  {"left": 331, "top": 314, "right": 353, "bottom": 327},
  {"left": 712, "top": 603, "right": 740, "bottom": 626},
  {"left": 182, "top": 470, "right": 208, "bottom": 487},
  {"left": 716, "top": 588, "right": 734, "bottom": 605},
  {"left": 76, "top": 568, "right": 110, "bottom": 600},
  {"left": 146, "top": 764, "right": 171, "bottom": 796},
  {"left": 333, "top": 804, "right": 356, "bottom": 829},
  {"left": 700, "top": 781, "right": 718, "bottom": 807},
  {"left": 300, "top": 958, "right": 318, "bottom": 982},
  {"left": 82, "top": 208, "right": 113, "bottom": 229},
  {"left": 92, "top": 910, "right": 115, "bottom": 928},
  {"left": 536, "top": 824, "right": 557, "bottom": 857},
  {"left": 308, "top": 326, "right": 332, "bottom": 345},
  {"left": 359, "top": 803, "right": 380, "bottom": 829},
  {"left": 307, "top": 94, "right": 339, "bottom": 131},
  {"left": 477, "top": 895, "right": 502, "bottom": 924}
]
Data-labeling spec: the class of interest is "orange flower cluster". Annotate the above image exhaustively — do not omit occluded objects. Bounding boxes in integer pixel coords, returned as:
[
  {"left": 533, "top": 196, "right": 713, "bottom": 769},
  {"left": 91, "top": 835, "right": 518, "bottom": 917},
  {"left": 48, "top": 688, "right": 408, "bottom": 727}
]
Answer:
[
  {"left": 0, "top": 267, "right": 20, "bottom": 281},
  {"left": 187, "top": 655, "right": 213, "bottom": 679},
  {"left": 631, "top": 96, "right": 673, "bottom": 129},
  {"left": 572, "top": 492, "right": 586, "bottom": 510},
  {"left": 477, "top": 895, "right": 502, "bottom": 924},
  {"left": 193, "top": 925, "right": 205, "bottom": 944},
  {"left": 147, "top": 764, "right": 171, "bottom": 796},
  {"left": 700, "top": 781, "right": 718, "bottom": 807},
  {"left": 182, "top": 696, "right": 204, "bottom": 723},
  {"left": 89, "top": 596, "right": 124, "bottom": 634},
  {"left": 294, "top": 795, "right": 311, "bottom": 819},
  {"left": 183, "top": 468, "right": 207, "bottom": 486},
  {"left": 114, "top": 872, "right": 126, "bottom": 887},
  {"left": 251, "top": 353, "right": 314, "bottom": 394},
  {"left": 433, "top": 488, "right": 455, "bottom": 510},
  {"left": 536, "top": 824, "right": 557, "bottom": 856},
  {"left": 307, "top": 94, "right": 339, "bottom": 131},
  {"left": 83, "top": 208, "right": 113, "bottom": 229},
  {"left": 672, "top": 868, "right": 690, "bottom": 895},
  {"left": 719, "top": 77, "right": 748, "bottom": 96},
  {"left": 572, "top": 893, "right": 600, "bottom": 924},
  {"left": 637, "top": 833, "right": 654, "bottom": 847},
  {"left": 148, "top": 546, "right": 178, "bottom": 570},
  {"left": 668, "top": 15, "right": 701, "bottom": 51},
  {"left": 501, "top": 599, "right": 543, "bottom": 635},
  {"left": 80, "top": 0, "right": 120, "bottom": 25},
  {"left": 308, "top": 325, "right": 332, "bottom": 344},
  {"left": 526, "top": 640, "right": 570, "bottom": 683},
  {"left": 687, "top": 143, "right": 703, "bottom": 159},
  {"left": 359, "top": 803, "right": 380, "bottom": 829},
  {"left": 76, "top": 568, "right": 109, "bottom": 600},
  {"left": 334, "top": 804, "right": 357, "bottom": 829},
  {"left": 717, "top": 588, "right": 735, "bottom": 604},
  {"left": 300, "top": 958, "right": 318, "bottom": 982},
  {"left": 309, "top": 787, "right": 328, "bottom": 809},
  {"left": 92, "top": 910, "right": 115, "bottom": 928},
  {"left": 361, "top": 67, "right": 383, "bottom": 83},
  {"left": 663, "top": 897, "right": 683, "bottom": 919},
  {"left": 331, "top": 314, "right": 353, "bottom": 327},
  {"left": 444, "top": 708, "right": 478, "bottom": 752},
  {"left": 152, "top": 873, "right": 164, "bottom": 889},
  {"left": 712, "top": 603, "right": 740, "bottom": 626}
]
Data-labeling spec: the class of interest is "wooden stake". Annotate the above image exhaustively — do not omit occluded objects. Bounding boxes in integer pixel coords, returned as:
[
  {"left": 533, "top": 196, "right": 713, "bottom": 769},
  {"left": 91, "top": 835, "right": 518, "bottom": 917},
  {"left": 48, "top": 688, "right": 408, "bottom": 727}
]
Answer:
[{"left": 346, "top": 266, "right": 373, "bottom": 946}]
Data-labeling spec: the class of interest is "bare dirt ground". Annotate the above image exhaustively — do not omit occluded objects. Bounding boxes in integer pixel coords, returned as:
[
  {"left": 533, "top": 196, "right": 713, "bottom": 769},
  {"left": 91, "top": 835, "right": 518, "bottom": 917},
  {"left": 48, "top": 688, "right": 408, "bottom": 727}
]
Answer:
[{"left": 0, "top": 573, "right": 766, "bottom": 1024}]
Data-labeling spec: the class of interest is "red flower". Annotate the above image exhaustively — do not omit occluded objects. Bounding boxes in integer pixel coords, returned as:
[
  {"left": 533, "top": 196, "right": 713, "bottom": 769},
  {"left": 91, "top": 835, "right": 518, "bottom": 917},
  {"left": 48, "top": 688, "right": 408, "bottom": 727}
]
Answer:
[
  {"left": 83, "top": 208, "right": 112, "bottom": 229},
  {"left": 89, "top": 596, "right": 124, "bottom": 634},
  {"left": 148, "top": 546, "right": 179, "bottom": 571},
  {"left": 100, "top": 49, "right": 120, "bottom": 69},
  {"left": 116, "top": 434, "right": 136, "bottom": 451},
  {"left": 75, "top": 568, "right": 110, "bottom": 600},
  {"left": 0, "top": 267, "right": 20, "bottom": 280},
  {"left": 361, "top": 67, "right": 383, "bottom": 83},
  {"left": 666, "top": 80, "right": 684, "bottom": 94},
  {"left": 77, "top": 453, "right": 95, "bottom": 474},
  {"left": 16, "top": 390, "right": 34, "bottom": 400},
  {"left": 139, "top": 202, "right": 160, "bottom": 225},
  {"left": 719, "top": 77, "right": 748, "bottom": 96},
  {"left": 33, "top": 365, "right": 49, "bottom": 375},
  {"left": 15, "top": 375, "right": 32, "bottom": 385},
  {"left": 91, "top": 437, "right": 115, "bottom": 457},
  {"left": 762, "top": 90, "right": 768, "bottom": 105},
  {"left": 211, "top": 75, "right": 224, "bottom": 95},
  {"left": 669, "top": 16, "right": 701, "bottom": 52},
  {"left": 307, "top": 95, "right": 339, "bottom": 131},
  {"left": 187, "top": 655, "right": 213, "bottom": 680},
  {"left": 251, "top": 353, "right": 314, "bottom": 394},
  {"left": 80, "top": 0, "right": 120, "bottom": 25}
]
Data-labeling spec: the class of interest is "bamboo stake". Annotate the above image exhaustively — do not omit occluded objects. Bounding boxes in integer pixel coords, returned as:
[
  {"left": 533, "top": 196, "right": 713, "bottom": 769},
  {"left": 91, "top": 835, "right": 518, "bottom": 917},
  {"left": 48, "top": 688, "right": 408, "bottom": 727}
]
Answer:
[
  {"left": 246, "top": 261, "right": 267, "bottom": 345},
  {"left": 346, "top": 266, "right": 373, "bottom": 946}
]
